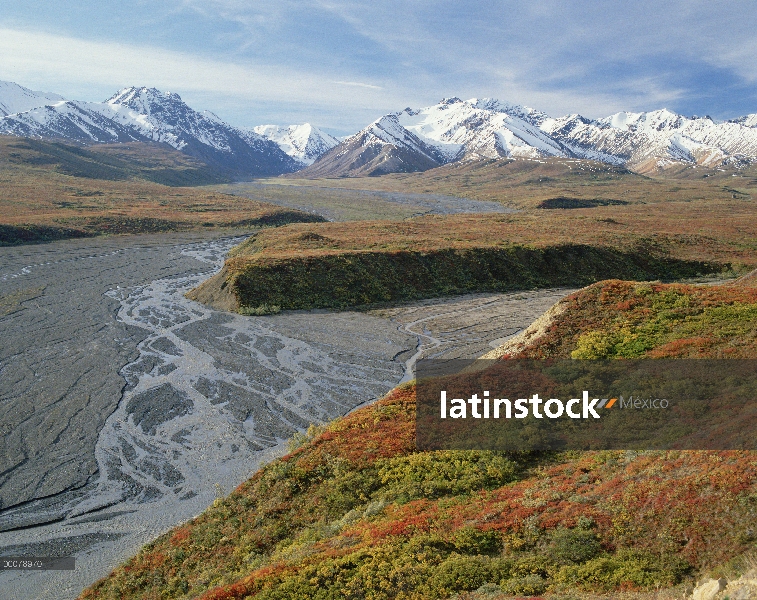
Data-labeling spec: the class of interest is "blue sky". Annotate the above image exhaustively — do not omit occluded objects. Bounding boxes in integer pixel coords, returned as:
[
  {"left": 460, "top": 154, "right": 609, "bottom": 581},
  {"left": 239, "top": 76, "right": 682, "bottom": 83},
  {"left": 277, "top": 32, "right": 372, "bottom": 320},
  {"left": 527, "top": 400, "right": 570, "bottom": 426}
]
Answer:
[{"left": 1, "top": 0, "right": 756, "bottom": 135}]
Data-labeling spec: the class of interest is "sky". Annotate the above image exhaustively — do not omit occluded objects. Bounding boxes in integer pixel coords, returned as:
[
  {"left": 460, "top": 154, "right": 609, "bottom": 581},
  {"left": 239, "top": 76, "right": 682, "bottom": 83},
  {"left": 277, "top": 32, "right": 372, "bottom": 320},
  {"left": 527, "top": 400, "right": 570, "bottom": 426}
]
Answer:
[{"left": 1, "top": 0, "right": 757, "bottom": 136}]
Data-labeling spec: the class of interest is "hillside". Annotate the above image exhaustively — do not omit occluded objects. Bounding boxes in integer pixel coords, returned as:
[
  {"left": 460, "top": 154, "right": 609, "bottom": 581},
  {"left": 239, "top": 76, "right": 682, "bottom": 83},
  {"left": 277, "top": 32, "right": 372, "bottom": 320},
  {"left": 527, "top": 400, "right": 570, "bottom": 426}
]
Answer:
[
  {"left": 80, "top": 278, "right": 757, "bottom": 600},
  {"left": 0, "top": 135, "right": 324, "bottom": 245},
  {"left": 187, "top": 198, "right": 757, "bottom": 312},
  {"left": 275, "top": 156, "right": 757, "bottom": 210}
]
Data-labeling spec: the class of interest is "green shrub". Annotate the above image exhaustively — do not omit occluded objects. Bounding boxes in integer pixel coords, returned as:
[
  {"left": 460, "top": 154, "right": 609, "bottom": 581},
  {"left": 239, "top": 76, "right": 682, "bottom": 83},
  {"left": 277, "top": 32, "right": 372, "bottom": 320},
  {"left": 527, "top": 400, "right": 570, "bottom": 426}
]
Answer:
[
  {"left": 377, "top": 450, "right": 518, "bottom": 502},
  {"left": 555, "top": 549, "right": 691, "bottom": 590},
  {"left": 322, "top": 466, "right": 382, "bottom": 516},
  {"left": 501, "top": 573, "right": 547, "bottom": 596},
  {"left": 429, "top": 554, "right": 512, "bottom": 596},
  {"left": 512, "top": 554, "right": 551, "bottom": 577},
  {"left": 453, "top": 526, "right": 503, "bottom": 555},
  {"left": 238, "top": 303, "right": 281, "bottom": 316},
  {"left": 548, "top": 528, "right": 602, "bottom": 565}
]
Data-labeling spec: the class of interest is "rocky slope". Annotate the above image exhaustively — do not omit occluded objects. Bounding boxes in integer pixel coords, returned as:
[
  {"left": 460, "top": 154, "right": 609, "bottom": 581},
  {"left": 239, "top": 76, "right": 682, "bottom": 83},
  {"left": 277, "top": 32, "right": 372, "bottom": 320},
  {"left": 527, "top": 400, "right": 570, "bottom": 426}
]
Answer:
[{"left": 297, "top": 114, "right": 447, "bottom": 177}]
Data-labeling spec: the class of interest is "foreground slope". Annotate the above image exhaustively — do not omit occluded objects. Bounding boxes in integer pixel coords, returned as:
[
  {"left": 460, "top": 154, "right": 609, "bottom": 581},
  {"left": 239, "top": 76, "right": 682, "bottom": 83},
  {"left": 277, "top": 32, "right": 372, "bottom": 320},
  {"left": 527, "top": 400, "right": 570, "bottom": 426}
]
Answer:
[{"left": 81, "top": 279, "right": 757, "bottom": 600}]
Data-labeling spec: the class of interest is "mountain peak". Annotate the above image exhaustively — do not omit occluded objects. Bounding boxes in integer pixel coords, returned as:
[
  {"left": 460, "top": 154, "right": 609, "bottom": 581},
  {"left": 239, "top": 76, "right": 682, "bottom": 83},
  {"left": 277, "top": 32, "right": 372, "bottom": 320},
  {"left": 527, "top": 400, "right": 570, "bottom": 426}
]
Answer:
[
  {"left": 599, "top": 108, "right": 687, "bottom": 132},
  {"left": 0, "top": 81, "right": 297, "bottom": 176},
  {"left": 107, "top": 86, "right": 186, "bottom": 116},
  {"left": 252, "top": 122, "right": 339, "bottom": 165},
  {"left": 731, "top": 114, "right": 757, "bottom": 128},
  {"left": 0, "top": 80, "right": 66, "bottom": 117}
]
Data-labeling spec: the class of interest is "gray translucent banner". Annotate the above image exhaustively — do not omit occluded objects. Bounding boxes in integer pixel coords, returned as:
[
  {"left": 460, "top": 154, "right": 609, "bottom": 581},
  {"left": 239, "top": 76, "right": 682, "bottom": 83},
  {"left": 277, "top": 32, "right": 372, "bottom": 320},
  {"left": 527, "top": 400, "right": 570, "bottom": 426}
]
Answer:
[
  {"left": 416, "top": 359, "right": 757, "bottom": 450},
  {"left": 0, "top": 557, "right": 75, "bottom": 570}
]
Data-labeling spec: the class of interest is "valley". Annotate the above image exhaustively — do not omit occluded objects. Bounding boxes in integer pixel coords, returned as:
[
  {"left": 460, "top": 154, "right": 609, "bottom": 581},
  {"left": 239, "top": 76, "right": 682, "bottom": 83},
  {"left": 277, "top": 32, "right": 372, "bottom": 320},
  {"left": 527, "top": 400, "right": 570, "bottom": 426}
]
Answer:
[{"left": 273, "top": 157, "right": 757, "bottom": 208}]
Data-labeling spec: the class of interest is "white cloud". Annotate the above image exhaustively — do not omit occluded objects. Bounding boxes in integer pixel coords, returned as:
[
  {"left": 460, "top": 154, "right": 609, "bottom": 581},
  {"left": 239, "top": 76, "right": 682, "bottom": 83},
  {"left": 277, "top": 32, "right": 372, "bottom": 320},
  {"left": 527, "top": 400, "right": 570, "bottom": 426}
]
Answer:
[
  {"left": 2, "top": 0, "right": 756, "bottom": 131},
  {"left": 0, "top": 27, "right": 399, "bottom": 110},
  {"left": 333, "top": 81, "right": 383, "bottom": 90}
]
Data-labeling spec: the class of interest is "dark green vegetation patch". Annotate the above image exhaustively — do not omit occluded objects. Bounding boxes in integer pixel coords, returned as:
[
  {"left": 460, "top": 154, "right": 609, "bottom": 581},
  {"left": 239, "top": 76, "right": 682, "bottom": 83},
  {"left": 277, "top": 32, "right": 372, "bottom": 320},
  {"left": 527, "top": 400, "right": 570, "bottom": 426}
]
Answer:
[
  {"left": 231, "top": 245, "right": 723, "bottom": 311},
  {"left": 0, "top": 223, "right": 94, "bottom": 246},
  {"left": 537, "top": 197, "right": 630, "bottom": 209}
]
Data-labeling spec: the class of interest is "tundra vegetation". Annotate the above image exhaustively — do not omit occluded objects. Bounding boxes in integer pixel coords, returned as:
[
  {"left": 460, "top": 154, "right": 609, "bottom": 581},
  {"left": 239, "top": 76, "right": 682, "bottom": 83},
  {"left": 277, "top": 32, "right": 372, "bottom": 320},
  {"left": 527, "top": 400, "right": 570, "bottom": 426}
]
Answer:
[
  {"left": 0, "top": 136, "right": 323, "bottom": 245},
  {"left": 80, "top": 278, "right": 757, "bottom": 600},
  {"left": 202, "top": 200, "right": 757, "bottom": 312},
  {"left": 275, "top": 157, "right": 757, "bottom": 209}
]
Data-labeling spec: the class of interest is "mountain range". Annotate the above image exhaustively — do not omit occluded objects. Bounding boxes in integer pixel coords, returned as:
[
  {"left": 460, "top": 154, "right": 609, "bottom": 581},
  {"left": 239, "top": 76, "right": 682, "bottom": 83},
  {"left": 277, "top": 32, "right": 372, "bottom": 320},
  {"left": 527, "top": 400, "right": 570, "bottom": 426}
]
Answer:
[
  {"left": 0, "top": 82, "right": 334, "bottom": 177},
  {"left": 2, "top": 80, "right": 757, "bottom": 178},
  {"left": 300, "top": 97, "right": 757, "bottom": 177}
]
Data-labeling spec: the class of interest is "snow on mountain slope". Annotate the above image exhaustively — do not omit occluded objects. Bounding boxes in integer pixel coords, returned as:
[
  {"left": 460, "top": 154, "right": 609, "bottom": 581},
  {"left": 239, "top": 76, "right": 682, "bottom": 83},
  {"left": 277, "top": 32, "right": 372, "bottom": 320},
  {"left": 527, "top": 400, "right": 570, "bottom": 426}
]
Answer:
[
  {"left": 305, "top": 96, "right": 757, "bottom": 177},
  {"left": 396, "top": 97, "right": 566, "bottom": 161},
  {"left": 732, "top": 114, "right": 757, "bottom": 128},
  {"left": 542, "top": 109, "right": 757, "bottom": 170},
  {"left": 251, "top": 123, "right": 338, "bottom": 165},
  {"left": 300, "top": 98, "right": 578, "bottom": 177},
  {"left": 360, "top": 114, "right": 447, "bottom": 161},
  {"left": 296, "top": 114, "right": 448, "bottom": 177},
  {"left": 4, "top": 79, "right": 757, "bottom": 177},
  {"left": 0, "top": 81, "right": 65, "bottom": 117},
  {"left": 0, "top": 86, "right": 299, "bottom": 176}
]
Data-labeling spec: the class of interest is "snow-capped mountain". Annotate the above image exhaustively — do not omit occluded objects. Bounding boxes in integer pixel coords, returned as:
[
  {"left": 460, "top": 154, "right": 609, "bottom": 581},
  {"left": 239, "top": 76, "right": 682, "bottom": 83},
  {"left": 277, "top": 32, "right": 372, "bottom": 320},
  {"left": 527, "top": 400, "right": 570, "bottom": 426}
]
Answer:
[
  {"left": 298, "top": 98, "right": 571, "bottom": 177},
  {"left": 731, "top": 114, "right": 757, "bottom": 128},
  {"left": 297, "top": 114, "right": 450, "bottom": 177},
  {"left": 396, "top": 97, "right": 567, "bottom": 161},
  {"left": 303, "top": 98, "right": 757, "bottom": 177},
  {"left": 542, "top": 108, "right": 757, "bottom": 170},
  {"left": 0, "top": 81, "right": 65, "bottom": 117},
  {"left": 4, "top": 79, "right": 757, "bottom": 178},
  {"left": 251, "top": 123, "right": 339, "bottom": 165},
  {"left": 0, "top": 83, "right": 299, "bottom": 177}
]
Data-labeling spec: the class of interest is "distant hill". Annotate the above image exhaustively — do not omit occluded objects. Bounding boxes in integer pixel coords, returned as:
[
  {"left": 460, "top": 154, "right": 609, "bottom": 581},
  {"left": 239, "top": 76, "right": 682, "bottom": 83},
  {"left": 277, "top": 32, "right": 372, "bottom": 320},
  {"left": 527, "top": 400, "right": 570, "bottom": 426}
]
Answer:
[
  {"left": 1, "top": 135, "right": 231, "bottom": 186},
  {"left": 0, "top": 134, "right": 326, "bottom": 245}
]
